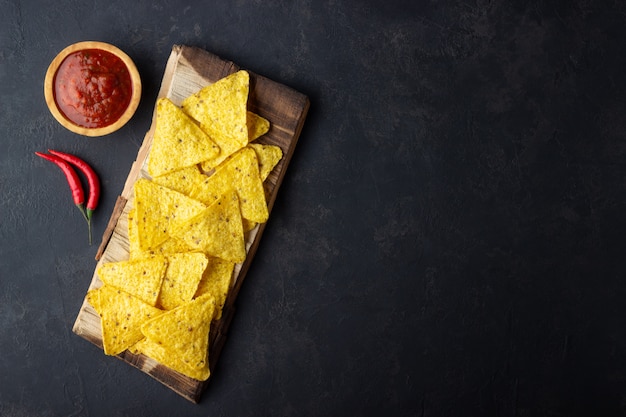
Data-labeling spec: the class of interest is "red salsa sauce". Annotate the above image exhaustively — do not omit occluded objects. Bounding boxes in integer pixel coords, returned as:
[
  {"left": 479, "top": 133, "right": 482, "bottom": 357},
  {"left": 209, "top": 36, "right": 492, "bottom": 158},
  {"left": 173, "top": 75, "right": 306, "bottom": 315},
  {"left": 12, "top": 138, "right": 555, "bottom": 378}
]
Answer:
[{"left": 53, "top": 49, "right": 132, "bottom": 129}]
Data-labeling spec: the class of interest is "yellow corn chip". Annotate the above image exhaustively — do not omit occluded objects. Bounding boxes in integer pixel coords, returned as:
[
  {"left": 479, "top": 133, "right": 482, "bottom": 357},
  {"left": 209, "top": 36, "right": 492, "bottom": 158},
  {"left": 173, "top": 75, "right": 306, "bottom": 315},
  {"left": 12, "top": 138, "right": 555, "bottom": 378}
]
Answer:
[
  {"left": 151, "top": 164, "right": 205, "bottom": 197},
  {"left": 141, "top": 293, "right": 216, "bottom": 368},
  {"left": 147, "top": 98, "right": 220, "bottom": 177},
  {"left": 158, "top": 253, "right": 209, "bottom": 310},
  {"left": 191, "top": 147, "right": 268, "bottom": 224},
  {"left": 133, "top": 178, "right": 207, "bottom": 251},
  {"left": 86, "top": 286, "right": 101, "bottom": 311},
  {"left": 182, "top": 70, "right": 250, "bottom": 169},
  {"left": 199, "top": 111, "right": 270, "bottom": 172},
  {"left": 128, "top": 207, "right": 162, "bottom": 260},
  {"left": 127, "top": 207, "right": 142, "bottom": 258},
  {"left": 129, "top": 207, "right": 194, "bottom": 260},
  {"left": 129, "top": 216, "right": 193, "bottom": 261},
  {"left": 88, "top": 285, "right": 163, "bottom": 356},
  {"left": 242, "top": 218, "right": 257, "bottom": 233},
  {"left": 170, "top": 190, "right": 246, "bottom": 263},
  {"left": 247, "top": 111, "right": 270, "bottom": 142},
  {"left": 127, "top": 341, "right": 141, "bottom": 355},
  {"left": 97, "top": 255, "right": 167, "bottom": 307},
  {"left": 200, "top": 111, "right": 270, "bottom": 172},
  {"left": 194, "top": 256, "right": 235, "bottom": 319},
  {"left": 133, "top": 338, "right": 210, "bottom": 381},
  {"left": 156, "top": 238, "right": 195, "bottom": 257},
  {"left": 248, "top": 143, "right": 283, "bottom": 181}
]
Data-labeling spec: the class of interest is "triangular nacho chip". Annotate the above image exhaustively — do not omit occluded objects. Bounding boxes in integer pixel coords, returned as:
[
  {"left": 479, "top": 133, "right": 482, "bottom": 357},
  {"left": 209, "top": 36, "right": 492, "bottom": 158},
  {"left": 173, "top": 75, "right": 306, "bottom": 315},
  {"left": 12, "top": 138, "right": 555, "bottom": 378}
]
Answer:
[
  {"left": 133, "top": 178, "right": 207, "bottom": 251},
  {"left": 133, "top": 338, "right": 210, "bottom": 381},
  {"left": 181, "top": 70, "right": 250, "bottom": 169},
  {"left": 87, "top": 285, "right": 163, "bottom": 356},
  {"left": 194, "top": 256, "right": 235, "bottom": 320},
  {"left": 141, "top": 293, "right": 216, "bottom": 367},
  {"left": 199, "top": 111, "right": 270, "bottom": 172},
  {"left": 127, "top": 207, "right": 142, "bottom": 258},
  {"left": 128, "top": 208, "right": 193, "bottom": 260},
  {"left": 247, "top": 111, "right": 270, "bottom": 141},
  {"left": 86, "top": 287, "right": 100, "bottom": 307},
  {"left": 170, "top": 190, "right": 246, "bottom": 262},
  {"left": 151, "top": 164, "right": 206, "bottom": 197},
  {"left": 242, "top": 219, "right": 257, "bottom": 233},
  {"left": 97, "top": 255, "right": 167, "bottom": 307},
  {"left": 158, "top": 252, "right": 209, "bottom": 310},
  {"left": 248, "top": 143, "right": 283, "bottom": 181},
  {"left": 190, "top": 147, "right": 268, "bottom": 224},
  {"left": 147, "top": 98, "right": 220, "bottom": 177}
]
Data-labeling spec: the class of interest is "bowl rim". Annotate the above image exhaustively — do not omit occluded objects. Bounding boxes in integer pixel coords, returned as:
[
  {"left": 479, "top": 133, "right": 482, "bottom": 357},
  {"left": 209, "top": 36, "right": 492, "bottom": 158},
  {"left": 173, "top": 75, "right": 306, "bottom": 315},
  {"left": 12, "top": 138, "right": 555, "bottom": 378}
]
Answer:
[{"left": 44, "top": 41, "right": 142, "bottom": 137}]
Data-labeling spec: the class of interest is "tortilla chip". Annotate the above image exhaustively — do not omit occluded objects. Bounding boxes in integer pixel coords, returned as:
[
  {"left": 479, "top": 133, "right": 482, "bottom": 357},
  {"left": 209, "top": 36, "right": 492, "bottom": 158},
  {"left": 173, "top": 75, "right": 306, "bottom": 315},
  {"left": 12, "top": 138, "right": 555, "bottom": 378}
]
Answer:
[
  {"left": 181, "top": 70, "right": 250, "bottom": 169},
  {"left": 86, "top": 287, "right": 101, "bottom": 312},
  {"left": 133, "top": 178, "right": 207, "bottom": 251},
  {"left": 242, "top": 218, "right": 257, "bottom": 233},
  {"left": 129, "top": 219, "right": 190, "bottom": 263},
  {"left": 247, "top": 111, "right": 270, "bottom": 141},
  {"left": 158, "top": 253, "right": 209, "bottom": 310},
  {"left": 151, "top": 165, "right": 205, "bottom": 197},
  {"left": 127, "top": 208, "right": 142, "bottom": 258},
  {"left": 97, "top": 255, "right": 167, "bottom": 307},
  {"left": 88, "top": 285, "right": 163, "bottom": 356},
  {"left": 190, "top": 147, "right": 268, "bottom": 224},
  {"left": 160, "top": 238, "right": 196, "bottom": 257},
  {"left": 141, "top": 293, "right": 216, "bottom": 368},
  {"left": 129, "top": 207, "right": 195, "bottom": 260},
  {"left": 199, "top": 111, "right": 270, "bottom": 172},
  {"left": 248, "top": 143, "right": 283, "bottom": 181},
  {"left": 133, "top": 338, "right": 210, "bottom": 381},
  {"left": 194, "top": 257, "right": 235, "bottom": 319},
  {"left": 170, "top": 190, "right": 246, "bottom": 263},
  {"left": 147, "top": 98, "right": 220, "bottom": 177}
]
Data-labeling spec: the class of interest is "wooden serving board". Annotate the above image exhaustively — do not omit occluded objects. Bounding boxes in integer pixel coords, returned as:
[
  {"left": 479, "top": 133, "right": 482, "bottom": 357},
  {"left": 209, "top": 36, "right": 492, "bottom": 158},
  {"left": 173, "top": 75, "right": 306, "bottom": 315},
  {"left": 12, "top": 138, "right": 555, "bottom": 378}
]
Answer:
[{"left": 72, "top": 45, "right": 309, "bottom": 403}]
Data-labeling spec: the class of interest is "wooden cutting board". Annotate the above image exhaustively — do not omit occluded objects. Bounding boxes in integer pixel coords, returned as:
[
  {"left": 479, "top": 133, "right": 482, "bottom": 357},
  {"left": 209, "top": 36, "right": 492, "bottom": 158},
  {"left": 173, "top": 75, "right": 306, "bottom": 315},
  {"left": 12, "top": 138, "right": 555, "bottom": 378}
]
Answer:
[{"left": 72, "top": 45, "right": 309, "bottom": 403}]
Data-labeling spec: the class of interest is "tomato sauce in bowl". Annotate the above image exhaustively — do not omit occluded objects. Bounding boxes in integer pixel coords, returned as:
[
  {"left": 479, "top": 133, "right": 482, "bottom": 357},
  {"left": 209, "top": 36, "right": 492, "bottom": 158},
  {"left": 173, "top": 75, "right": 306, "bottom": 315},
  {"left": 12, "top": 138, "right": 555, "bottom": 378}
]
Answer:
[
  {"left": 44, "top": 42, "right": 141, "bottom": 136},
  {"left": 54, "top": 49, "right": 132, "bottom": 129}
]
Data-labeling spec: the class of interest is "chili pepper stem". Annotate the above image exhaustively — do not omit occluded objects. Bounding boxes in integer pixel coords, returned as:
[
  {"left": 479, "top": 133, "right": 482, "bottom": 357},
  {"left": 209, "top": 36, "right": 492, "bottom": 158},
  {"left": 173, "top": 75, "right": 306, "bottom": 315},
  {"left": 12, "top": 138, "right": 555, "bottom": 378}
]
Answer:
[
  {"left": 87, "top": 219, "right": 92, "bottom": 246},
  {"left": 86, "top": 208, "right": 94, "bottom": 246},
  {"left": 76, "top": 203, "right": 88, "bottom": 222},
  {"left": 76, "top": 203, "right": 92, "bottom": 244}
]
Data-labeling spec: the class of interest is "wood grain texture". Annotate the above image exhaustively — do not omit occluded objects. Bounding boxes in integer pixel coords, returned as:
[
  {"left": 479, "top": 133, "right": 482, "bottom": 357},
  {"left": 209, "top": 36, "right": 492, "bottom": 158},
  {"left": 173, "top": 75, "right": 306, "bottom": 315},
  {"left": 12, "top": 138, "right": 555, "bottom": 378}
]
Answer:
[{"left": 72, "top": 45, "right": 309, "bottom": 403}]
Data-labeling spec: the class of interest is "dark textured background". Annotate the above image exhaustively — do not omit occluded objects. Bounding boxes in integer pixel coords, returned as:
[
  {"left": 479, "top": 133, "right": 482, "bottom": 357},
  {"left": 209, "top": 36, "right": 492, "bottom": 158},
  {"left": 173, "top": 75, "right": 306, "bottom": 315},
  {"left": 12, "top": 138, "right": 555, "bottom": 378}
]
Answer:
[{"left": 2, "top": 1, "right": 626, "bottom": 416}]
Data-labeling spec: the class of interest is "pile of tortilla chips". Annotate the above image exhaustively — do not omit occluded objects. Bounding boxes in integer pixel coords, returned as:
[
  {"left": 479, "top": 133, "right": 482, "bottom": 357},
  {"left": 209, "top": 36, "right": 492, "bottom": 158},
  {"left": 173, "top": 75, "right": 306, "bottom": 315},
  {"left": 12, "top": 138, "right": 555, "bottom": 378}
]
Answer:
[{"left": 87, "top": 70, "right": 283, "bottom": 381}]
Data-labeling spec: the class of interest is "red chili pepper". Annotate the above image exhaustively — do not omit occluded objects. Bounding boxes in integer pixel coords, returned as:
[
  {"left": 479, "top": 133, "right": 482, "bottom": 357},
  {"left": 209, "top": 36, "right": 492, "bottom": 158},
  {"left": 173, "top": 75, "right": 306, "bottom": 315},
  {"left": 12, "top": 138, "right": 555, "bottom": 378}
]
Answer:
[
  {"left": 35, "top": 151, "right": 89, "bottom": 223},
  {"left": 47, "top": 149, "right": 100, "bottom": 219},
  {"left": 47, "top": 149, "right": 101, "bottom": 245}
]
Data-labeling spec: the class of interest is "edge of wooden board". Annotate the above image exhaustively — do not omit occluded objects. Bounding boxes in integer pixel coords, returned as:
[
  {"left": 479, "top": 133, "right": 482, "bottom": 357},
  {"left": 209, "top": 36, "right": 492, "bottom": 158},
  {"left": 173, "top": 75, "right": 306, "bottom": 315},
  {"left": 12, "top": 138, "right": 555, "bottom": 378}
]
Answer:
[{"left": 73, "top": 45, "right": 309, "bottom": 403}]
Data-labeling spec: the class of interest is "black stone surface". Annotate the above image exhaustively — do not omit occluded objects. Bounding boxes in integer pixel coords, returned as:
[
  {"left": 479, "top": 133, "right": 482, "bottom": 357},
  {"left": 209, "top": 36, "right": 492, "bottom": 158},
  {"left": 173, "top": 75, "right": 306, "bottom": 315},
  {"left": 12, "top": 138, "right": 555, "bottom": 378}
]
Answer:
[{"left": 2, "top": 1, "right": 626, "bottom": 415}]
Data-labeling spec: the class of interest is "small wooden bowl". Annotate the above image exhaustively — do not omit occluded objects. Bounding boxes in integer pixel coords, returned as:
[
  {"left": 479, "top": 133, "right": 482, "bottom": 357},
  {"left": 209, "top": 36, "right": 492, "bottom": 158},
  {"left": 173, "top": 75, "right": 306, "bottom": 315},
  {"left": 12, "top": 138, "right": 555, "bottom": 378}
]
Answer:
[{"left": 44, "top": 41, "right": 142, "bottom": 137}]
